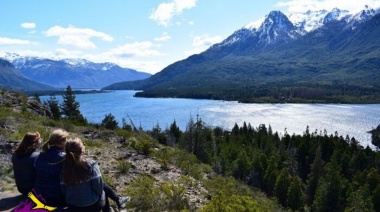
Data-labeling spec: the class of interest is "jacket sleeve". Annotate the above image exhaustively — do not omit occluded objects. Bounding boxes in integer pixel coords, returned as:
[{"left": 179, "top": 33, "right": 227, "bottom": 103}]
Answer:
[
  {"left": 90, "top": 161, "right": 104, "bottom": 196},
  {"left": 60, "top": 174, "right": 66, "bottom": 195}
]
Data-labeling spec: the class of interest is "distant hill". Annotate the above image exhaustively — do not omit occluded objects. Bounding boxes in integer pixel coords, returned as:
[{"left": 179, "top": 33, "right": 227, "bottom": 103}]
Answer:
[
  {"left": 104, "top": 6, "right": 380, "bottom": 103},
  {"left": 0, "top": 59, "right": 55, "bottom": 92},
  {"left": 1, "top": 53, "right": 151, "bottom": 89}
]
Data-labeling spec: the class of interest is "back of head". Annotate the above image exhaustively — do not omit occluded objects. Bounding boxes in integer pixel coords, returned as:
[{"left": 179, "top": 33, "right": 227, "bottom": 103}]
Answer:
[
  {"left": 62, "top": 137, "right": 90, "bottom": 185},
  {"left": 42, "top": 129, "right": 69, "bottom": 152},
  {"left": 14, "top": 132, "right": 41, "bottom": 155}
]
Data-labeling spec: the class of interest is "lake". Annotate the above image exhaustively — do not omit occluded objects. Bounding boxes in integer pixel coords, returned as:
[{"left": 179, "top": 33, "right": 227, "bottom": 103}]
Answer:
[{"left": 41, "top": 90, "right": 380, "bottom": 148}]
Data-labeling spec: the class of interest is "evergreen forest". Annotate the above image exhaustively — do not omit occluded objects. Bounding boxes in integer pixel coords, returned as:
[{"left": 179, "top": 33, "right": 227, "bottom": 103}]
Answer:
[{"left": 151, "top": 117, "right": 380, "bottom": 211}]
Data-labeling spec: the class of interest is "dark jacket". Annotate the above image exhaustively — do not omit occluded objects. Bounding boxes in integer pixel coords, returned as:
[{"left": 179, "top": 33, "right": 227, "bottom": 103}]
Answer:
[
  {"left": 11, "top": 150, "right": 40, "bottom": 195},
  {"left": 34, "top": 146, "right": 66, "bottom": 206}
]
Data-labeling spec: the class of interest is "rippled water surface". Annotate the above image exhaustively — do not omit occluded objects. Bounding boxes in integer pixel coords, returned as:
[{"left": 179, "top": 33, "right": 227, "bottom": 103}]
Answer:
[{"left": 42, "top": 90, "right": 380, "bottom": 147}]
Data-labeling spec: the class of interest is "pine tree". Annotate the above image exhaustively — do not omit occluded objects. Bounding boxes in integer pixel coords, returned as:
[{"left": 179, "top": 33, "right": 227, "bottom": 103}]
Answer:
[
  {"left": 101, "top": 113, "right": 118, "bottom": 130},
  {"left": 45, "top": 95, "right": 61, "bottom": 120},
  {"left": 287, "top": 176, "right": 305, "bottom": 211},
  {"left": 170, "top": 120, "right": 181, "bottom": 144},
  {"left": 370, "top": 125, "right": 380, "bottom": 150},
  {"left": 274, "top": 168, "right": 291, "bottom": 206},
  {"left": 345, "top": 185, "right": 374, "bottom": 212},
  {"left": 306, "top": 146, "right": 324, "bottom": 205},
  {"left": 33, "top": 93, "right": 41, "bottom": 103},
  {"left": 60, "top": 85, "right": 86, "bottom": 124}
]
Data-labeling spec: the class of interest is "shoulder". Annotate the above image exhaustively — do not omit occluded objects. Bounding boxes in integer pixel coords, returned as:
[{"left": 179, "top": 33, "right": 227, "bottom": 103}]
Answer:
[
  {"left": 86, "top": 158, "right": 99, "bottom": 169},
  {"left": 86, "top": 159, "right": 102, "bottom": 178}
]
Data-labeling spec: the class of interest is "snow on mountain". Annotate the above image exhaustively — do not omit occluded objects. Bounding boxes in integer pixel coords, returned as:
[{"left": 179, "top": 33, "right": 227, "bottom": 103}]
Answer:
[
  {"left": 257, "top": 10, "right": 300, "bottom": 43},
  {"left": 0, "top": 53, "right": 120, "bottom": 72},
  {"left": 287, "top": 8, "right": 350, "bottom": 33},
  {"left": 214, "top": 5, "right": 379, "bottom": 51},
  {"left": 345, "top": 5, "right": 380, "bottom": 30},
  {"left": 0, "top": 52, "right": 151, "bottom": 89}
]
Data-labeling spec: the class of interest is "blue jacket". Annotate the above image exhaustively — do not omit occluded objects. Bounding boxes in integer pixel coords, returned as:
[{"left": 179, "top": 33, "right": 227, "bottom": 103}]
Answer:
[
  {"left": 61, "top": 159, "right": 104, "bottom": 207},
  {"left": 34, "top": 146, "right": 66, "bottom": 206},
  {"left": 12, "top": 150, "right": 40, "bottom": 195}
]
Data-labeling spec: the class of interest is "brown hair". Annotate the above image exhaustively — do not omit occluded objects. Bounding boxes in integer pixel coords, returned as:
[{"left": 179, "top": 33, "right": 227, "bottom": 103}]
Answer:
[
  {"left": 14, "top": 132, "right": 41, "bottom": 155},
  {"left": 42, "top": 129, "right": 69, "bottom": 152},
  {"left": 62, "top": 137, "right": 91, "bottom": 185}
]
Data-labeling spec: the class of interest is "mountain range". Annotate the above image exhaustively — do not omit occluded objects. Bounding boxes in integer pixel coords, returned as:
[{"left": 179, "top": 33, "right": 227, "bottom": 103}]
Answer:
[
  {"left": 0, "top": 53, "right": 151, "bottom": 89},
  {"left": 0, "top": 59, "right": 55, "bottom": 91},
  {"left": 104, "top": 6, "right": 380, "bottom": 103}
]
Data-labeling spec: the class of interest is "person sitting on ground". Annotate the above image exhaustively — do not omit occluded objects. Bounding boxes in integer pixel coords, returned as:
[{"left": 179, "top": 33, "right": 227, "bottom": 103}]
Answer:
[
  {"left": 34, "top": 129, "right": 68, "bottom": 207},
  {"left": 11, "top": 131, "right": 42, "bottom": 195},
  {"left": 61, "top": 137, "right": 130, "bottom": 212}
]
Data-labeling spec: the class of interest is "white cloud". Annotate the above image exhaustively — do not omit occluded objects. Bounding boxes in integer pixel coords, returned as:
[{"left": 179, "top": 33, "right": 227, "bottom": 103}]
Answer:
[
  {"left": 276, "top": 0, "right": 380, "bottom": 13},
  {"left": 45, "top": 25, "right": 113, "bottom": 49},
  {"left": 154, "top": 32, "right": 172, "bottom": 41},
  {"left": 150, "top": 0, "right": 197, "bottom": 26},
  {"left": 107, "top": 41, "right": 161, "bottom": 58},
  {"left": 83, "top": 52, "right": 166, "bottom": 74},
  {"left": 185, "top": 34, "right": 223, "bottom": 55},
  {"left": 245, "top": 18, "right": 265, "bottom": 30},
  {"left": 192, "top": 34, "right": 223, "bottom": 48},
  {"left": 0, "top": 37, "right": 33, "bottom": 45},
  {"left": 54, "top": 48, "right": 83, "bottom": 58},
  {"left": 21, "top": 22, "right": 36, "bottom": 29}
]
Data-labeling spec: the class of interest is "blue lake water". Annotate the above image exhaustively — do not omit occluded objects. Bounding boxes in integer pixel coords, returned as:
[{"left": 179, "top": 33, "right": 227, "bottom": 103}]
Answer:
[{"left": 41, "top": 90, "right": 380, "bottom": 148}]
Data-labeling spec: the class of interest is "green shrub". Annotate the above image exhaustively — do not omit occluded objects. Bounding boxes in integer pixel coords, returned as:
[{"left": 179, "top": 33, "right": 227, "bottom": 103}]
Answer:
[
  {"left": 117, "top": 160, "right": 132, "bottom": 173},
  {"left": 127, "top": 175, "right": 162, "bottom": 211},
  {"left": 127, "top": 175, "right": 190, "bottom": 211},
  {"left": 134, "top": 139, "right": 154, "bottom": 155}
]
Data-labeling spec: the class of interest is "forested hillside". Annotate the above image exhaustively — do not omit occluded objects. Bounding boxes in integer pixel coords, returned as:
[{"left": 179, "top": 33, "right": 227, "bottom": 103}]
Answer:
[
  {"left": 153, "top": 118, "right": 380, "bottom": 211},
  {"left": 104, "top": 13, "right": 380, "bottom": 103},
  {"left": 0, "top": 59, "right": 55, "bottom": 92}
]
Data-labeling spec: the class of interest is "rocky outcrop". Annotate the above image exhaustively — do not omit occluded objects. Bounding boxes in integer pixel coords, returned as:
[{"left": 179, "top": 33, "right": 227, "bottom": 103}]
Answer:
[{"left": 0, "top": 90, "right": 52, "bottom": 117}]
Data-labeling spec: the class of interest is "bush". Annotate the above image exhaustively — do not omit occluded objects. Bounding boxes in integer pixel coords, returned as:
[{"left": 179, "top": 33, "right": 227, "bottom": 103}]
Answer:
[
  {"left": 134, "top": 139, "right": 154, "bottom": 155},
  {"left": 117, "top": 160, "right": 132, "bottom": 173},
  {"left": 127, "top": 175, "right": 189, "bottom": 211},
  {"left": 101, "top": 113, "right": 118, "bottom": 130}
]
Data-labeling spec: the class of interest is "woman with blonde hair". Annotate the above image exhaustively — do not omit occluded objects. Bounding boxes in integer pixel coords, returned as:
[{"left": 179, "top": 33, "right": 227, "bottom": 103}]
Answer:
[
  {"left": 34, "top": 128, "right": 69, "bottom": 207},
  {"left": 12, "top": 131, "right": 41, "bottom": 195}
]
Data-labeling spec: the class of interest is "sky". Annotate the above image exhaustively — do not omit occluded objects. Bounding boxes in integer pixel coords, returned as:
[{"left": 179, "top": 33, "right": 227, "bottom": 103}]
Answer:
[{"left": 1, "top": 0, "right": 379, "bottom": 75}]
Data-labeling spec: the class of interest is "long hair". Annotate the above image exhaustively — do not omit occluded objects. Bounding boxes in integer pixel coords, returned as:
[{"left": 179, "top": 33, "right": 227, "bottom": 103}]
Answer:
[
  {"left": 13, "top": 132, "right": 41, "bottom": 156},
  {"left": 62, "top": 137, "right": 91, "bottom": 185},
  {"left": 42, "top": 129, "right": 69, "bottom": 152}
]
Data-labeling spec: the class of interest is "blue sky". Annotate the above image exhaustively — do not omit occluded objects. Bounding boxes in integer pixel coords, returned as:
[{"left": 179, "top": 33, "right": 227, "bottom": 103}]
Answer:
[{"left": 1, "top": 0, "right": 379, "bottom": 74}]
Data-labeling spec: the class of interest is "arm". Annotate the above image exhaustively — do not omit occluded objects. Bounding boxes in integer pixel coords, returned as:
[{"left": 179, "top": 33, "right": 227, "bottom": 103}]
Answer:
[
  {"left": 60, "top": 174, "right": 66, "bottom": 195},
  {"left": 90, "top": 161, "right": 104, "bottom": 196}
]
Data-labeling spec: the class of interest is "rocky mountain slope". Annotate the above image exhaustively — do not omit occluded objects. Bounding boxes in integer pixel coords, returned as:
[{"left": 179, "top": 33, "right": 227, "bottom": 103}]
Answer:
[
  {"left": 0, "top": 59, "right": 55, "bottom": 92},
  {"left": 104, "top": 6, "right": 380, "bottom": 103},
  {"left": 0, "top": 90, "right": 208, "bottom": 212}
]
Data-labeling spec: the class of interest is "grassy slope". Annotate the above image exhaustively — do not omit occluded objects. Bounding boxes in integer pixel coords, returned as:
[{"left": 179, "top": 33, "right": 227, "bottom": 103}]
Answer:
[{"left": 0, "top": 92, "right": 283, "bottom": 211}]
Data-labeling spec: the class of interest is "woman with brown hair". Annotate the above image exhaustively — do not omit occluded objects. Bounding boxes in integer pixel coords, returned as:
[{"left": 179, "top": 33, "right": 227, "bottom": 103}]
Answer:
[
  {"left": 34, "top": 128, "right": 69, "bottom": 207},
  {"left": 60, "top": 137, "right": 105, "bottom": 212},
  {"left": 11, "top": 131, "right": 41, "bottom": 195},
  {"left": 61, "top": 137, "right": 130, "bottom": 211}
]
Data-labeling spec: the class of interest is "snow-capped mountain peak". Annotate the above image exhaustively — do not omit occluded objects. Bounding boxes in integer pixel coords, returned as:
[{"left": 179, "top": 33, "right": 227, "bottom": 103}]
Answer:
[
  {"left": 345, "top": 5, "right": 379, "bottom": 30},
  {"left": 323, "top": 8, "right": 350, "bottom": 24},
  {"left": 260, "top": 11, "right": 294, "bottom": 31},
  {"left": 0, "top": 52, "right": 22, "bottom": 62}
]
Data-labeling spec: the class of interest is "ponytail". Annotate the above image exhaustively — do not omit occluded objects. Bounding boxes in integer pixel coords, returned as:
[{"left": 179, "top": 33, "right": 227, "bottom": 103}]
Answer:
[{"left": 62, "top": 138, "right": 91, "bottom": 185}]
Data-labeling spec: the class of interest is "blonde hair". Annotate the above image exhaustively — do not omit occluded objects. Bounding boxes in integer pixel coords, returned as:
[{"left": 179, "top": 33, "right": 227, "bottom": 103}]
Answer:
[
  {"left": 42, "top": 129, "right": 69, "bottom": 152},
  {"left": 14, "top": 132, "right": 41, "bottom": 155}
]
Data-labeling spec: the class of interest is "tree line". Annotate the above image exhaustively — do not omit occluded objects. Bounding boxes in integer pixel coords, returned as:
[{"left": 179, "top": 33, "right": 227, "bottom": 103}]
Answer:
[
  {"left": 149, "top": 117, "right": 380, "bottom": 211},
  {"left": 35, "top": 87, "right": 380, "bottom": 211}
]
